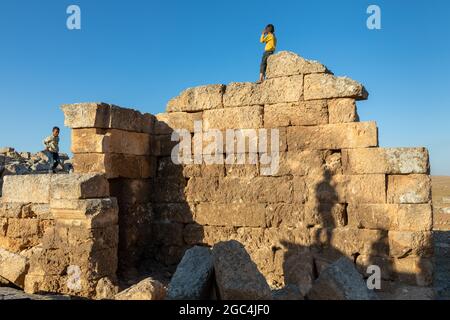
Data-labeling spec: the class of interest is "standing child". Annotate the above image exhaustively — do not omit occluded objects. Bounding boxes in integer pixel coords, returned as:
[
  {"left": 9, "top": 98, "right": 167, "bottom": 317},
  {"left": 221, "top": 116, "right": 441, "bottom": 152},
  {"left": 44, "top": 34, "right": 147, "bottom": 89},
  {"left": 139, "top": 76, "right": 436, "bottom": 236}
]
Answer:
[
  {"left": 43, "top": 127, "right": 61, "bottom": 173},
  {"left": 259, "top": 24, "right": 277, "bottom": 83}
]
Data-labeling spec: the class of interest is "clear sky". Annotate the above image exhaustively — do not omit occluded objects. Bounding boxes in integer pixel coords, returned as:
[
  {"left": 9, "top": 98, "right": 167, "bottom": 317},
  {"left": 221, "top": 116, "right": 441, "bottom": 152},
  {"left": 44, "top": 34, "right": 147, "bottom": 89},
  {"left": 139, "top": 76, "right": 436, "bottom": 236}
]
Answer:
[{"left": 0, "top": 0, "right": 449, "bottom": 175}]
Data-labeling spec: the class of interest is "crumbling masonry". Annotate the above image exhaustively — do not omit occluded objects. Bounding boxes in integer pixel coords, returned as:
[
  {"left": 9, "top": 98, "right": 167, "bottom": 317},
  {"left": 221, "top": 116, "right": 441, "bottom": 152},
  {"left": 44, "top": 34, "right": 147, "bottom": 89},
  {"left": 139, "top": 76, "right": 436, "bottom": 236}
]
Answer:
[{"left": 0, "top": 51, "right": 437, "bottom": 298}]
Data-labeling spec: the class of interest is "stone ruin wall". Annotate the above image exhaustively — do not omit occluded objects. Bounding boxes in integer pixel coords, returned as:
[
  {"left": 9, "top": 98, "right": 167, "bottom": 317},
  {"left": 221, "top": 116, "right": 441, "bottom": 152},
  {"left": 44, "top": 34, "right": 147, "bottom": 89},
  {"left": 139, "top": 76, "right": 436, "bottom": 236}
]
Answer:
[{"left": 0, "top": 51, "right": 436, "bottom": 298}]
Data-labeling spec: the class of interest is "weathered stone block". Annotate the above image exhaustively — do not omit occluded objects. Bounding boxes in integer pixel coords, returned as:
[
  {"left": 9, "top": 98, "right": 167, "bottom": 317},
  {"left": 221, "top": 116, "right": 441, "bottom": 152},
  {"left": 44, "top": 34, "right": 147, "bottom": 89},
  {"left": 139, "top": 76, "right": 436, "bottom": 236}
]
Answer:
[
  {"left": 264, "top": 100, "right": 328, "bottom": 127},
  {"left": 166, "top": 85, "right": 225, "bottom": 112},
  {"left": 61, "top": 102, "right": 110, "bottom": 129},
  {"left": 50, "top": 173, "right": 109, "bottom": 200},
  {"left": 167, "top": 246, "right": 214, "bottom": 300},
  {"left": 115, "top": 278, "right": 167, "bottom": 300},
  {"left": 342, "top": 148, "right": 429, "bottom": 174},
  {"left": 348, "top": 204, "right": 432, "bottom": 231},
  {"left": 203, "top": 105, "right": 263, "bottom": 130},
  {"left": 61, "top": 103, "right": 152, "bottom": 133},
  {"left": 50, "top": 198, "right": 119, "bottom": 228},
  {"left": 2, "top": 174, "right": 51, "bottom": 204},
  {"left": 304, "top": 74, "right": 368, "bottom": 100},
  {"left": 388, "top": 231, "right": 433, "bottom": 258},
  {"left": 307, "top": 257, "right": 378, "bottom": 300},
  {"left": 310, "top": 174, "right": 386, "bottom": 204},
  {"left": 392, "top": 257, "right": 433, "bottom": 286},
  {"left": 262, "top": 75, "right": 304, "bottom": 104},
  {"left": 223, "top": 76, "right": 303, "bottom": 107},
  {"left": 155, "top": 112, "right": 202, "bottom": 134},
  {"left": 152, "top": 203, "right": 195, "bottom": 224},
  {"left": 223, "top": 82, "right": 262, "bottom": 107},
  {"left": 266, "top": 51, "right": 328, "bottom": 78},
  {"left": 214, "top": 176, "right": 293, "bottom": 204},
  {"left": 327, "top": 227, "right": 389, "bottom": 257},
  {"left": 387, "top": 174, "right": 431, "bottom": 204},
  {"left": 328, "top": 98, "right": 359, "bottom": 123},
  {"left": 287, "top": 122, "right": 378, "bottom": 150},
  {"left": 72, "top": 129, "right": 151, "bottom": 155},
  {"left": 6, "top": 219, "right": 39, "bottom": 239},
  {"left": 269, "top": 150, "right": 326, "bottom": 177},
  {"left": 195, "top": 203, "right": 266, "bottom": 227},
  {"left": 0, "top": 248, "right": 28, "bottom": 287},
  {"left": 150, "top": 177, "right": 187, "bottom": 203},
  {"left": 73, "top": 153, "right": 156, "bottom": 179},
  {"left": 109, "top": 178, "right": 152, "bottom": 204},
  {"left": 212, "top": 240, "right": 272, "bottom": 300}
]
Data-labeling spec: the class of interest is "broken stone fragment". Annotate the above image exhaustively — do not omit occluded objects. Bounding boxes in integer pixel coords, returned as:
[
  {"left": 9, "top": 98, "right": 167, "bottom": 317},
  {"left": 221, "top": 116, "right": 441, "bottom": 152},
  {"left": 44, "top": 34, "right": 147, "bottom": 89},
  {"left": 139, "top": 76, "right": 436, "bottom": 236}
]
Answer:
[
  {"left": 0, "top": 248, "right": 29, "bottom": 288},
  {"left": 115, "top": 278, "right": 166, "bottom": 300},
  {"left": 167, "top": 246, "right": 214, "bottom": 300},
  {"left": 307, "top": 257, "right": 379, "bottom": 300},
  {"left": 212, "top": 240, "right": 272, "bottom": 300},
  {"left": 95, "top": 277, "right": 119, "bottom": 300}
]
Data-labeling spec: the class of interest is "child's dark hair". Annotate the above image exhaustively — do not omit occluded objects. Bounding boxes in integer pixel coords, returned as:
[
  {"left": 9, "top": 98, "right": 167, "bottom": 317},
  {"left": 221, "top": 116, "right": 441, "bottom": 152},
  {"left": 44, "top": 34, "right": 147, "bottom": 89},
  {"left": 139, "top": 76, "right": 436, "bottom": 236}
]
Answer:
[
  {"left": 266, "top": 24, "right": 275, "bottom": 33},
  {"left": 53, "top": 126, "right": 60, "bottom": 132}
]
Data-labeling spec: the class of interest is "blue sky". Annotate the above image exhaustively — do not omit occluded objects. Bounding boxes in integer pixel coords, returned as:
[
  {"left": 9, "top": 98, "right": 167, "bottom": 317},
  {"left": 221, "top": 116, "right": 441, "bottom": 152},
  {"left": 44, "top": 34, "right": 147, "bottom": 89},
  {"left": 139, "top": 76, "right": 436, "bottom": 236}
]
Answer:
[{"left": 0, "top": 0, "right": 449, "bottom": 174}]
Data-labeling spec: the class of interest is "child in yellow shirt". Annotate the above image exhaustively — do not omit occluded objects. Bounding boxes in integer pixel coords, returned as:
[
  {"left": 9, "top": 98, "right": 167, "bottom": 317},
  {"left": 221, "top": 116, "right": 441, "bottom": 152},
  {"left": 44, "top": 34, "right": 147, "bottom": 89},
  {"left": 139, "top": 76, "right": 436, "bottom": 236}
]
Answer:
[{"left": 259, "top": 24, "right": 277, "bottom": 83}]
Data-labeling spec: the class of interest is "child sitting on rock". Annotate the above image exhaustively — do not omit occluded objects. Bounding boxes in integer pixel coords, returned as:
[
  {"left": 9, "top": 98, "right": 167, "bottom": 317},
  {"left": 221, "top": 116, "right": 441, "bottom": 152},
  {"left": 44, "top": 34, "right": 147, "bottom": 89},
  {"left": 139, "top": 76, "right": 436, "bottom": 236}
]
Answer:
[
  {"left": 43, "top": 126, "right": 61, "bottom": 173},
  {"left": 258, "top": 24, "right": 277, "bottom": 83}
]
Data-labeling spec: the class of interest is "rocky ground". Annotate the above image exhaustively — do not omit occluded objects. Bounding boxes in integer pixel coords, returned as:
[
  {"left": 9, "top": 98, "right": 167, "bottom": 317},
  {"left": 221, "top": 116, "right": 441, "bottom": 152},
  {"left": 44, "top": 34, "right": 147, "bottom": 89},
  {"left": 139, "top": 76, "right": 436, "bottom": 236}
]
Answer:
[{"left": 0, "top": 147, "right": 73, "bottom": 196}]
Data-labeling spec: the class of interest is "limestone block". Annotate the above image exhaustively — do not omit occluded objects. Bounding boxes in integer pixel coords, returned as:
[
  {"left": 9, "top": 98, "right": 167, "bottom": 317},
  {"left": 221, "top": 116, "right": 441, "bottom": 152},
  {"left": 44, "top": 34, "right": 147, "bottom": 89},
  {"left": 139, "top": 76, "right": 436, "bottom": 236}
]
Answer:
[
  {"left": 152, "top": 203, "right": 195, "bottom": 224},
  {"left": 2, "top": 174, "right": 51, "bottom": 204},
  {"left": 214, "top": 176, "right": 294, "bottom": 204},
  {"left": 342, "top": 148, "right": 429, "bottom": 174},
  {"left": 73, "top": 153, "right": 156, "bottom": 179},
  {"left": 310, "top": 174, "right": 386, "bottom": 204},
  {"left": 327, "top": 227, "right": 389, "bottom": 257},
  {"left": 304, "top": 74, "right": 368, "bottom": 100},
  {"left": 166, "top": 85, "right": 225, "bottom": 112},
  {"left": 307, "top": 257, "right": 378, "bottom": 300},
  {"left": 287, "top": 122, "right": 378, "bottom": 150},
  {"left": 167, "top": 246, "right": 214, "bottom": 300},
  {"left": 212, "top": 240, "right": 272, "bottom": 300},
  {"left": 328, "top": 98, "right": 359, "bottom": 123},
  {"left": 6, "top": 219, "right": 39, "bottom": 239},
  {"left": 388, "top": 231, "right": 433, "bottom": 258},
  {"left": 266, "top": 51, "right": 328, "bottom": 78},
  {"left": 61, "top": 103, "right": 152, "bottom": 133},
  {"left": 72, "top": 129, "right": 151, "bottom": 155},
  {"left": 203, "top": 105, "right": 263, "bottom": 130},
  {"left": 115, "top": 278, "right": 167, "bottom": 300},
  {"left": 0, "top": 248, "right": 28, "bottom": 287},
  {"left": 223, "top": 76, "right": 303, "bottom": 107},
  {"left": 264, "top": 100, "right": 328, "bottom": 127},
  {"left": 150, "top": 177, "right": 187, "bottom": 203},
  {"left": 269, "top": 150, "right": 326, "bottom": 177},
  {"left": 109, "top": 178, "right": 152, "bottom": 205},
  {"left": 155, "top": 112, "right": 203, "bottom": 134},
  {"left": 387, "top": 174, "right": 431, "bottom": 204},
  {"left": 50, "top": 198, "right": 119, "bottom": 228},
  {"left": 61, "top": 102, "right": 110, "bottom": 129},
  {"left": 0, "top": 202, "right": 30, "bottom": 218},
  {"left": 392, "top": 257, "right": 433, "bottom": 286},
  {"left": 262, "top": 75, "right": 304, "bottom": 104},
  {"left": 50, "top": 173, "right": 109, "bottom": 200},
  {"left": 348, "top": 204, "right": 432, "bottom": 231},
  {"left": 195, "top": 203, "right": 267, "bottom": 227}
]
